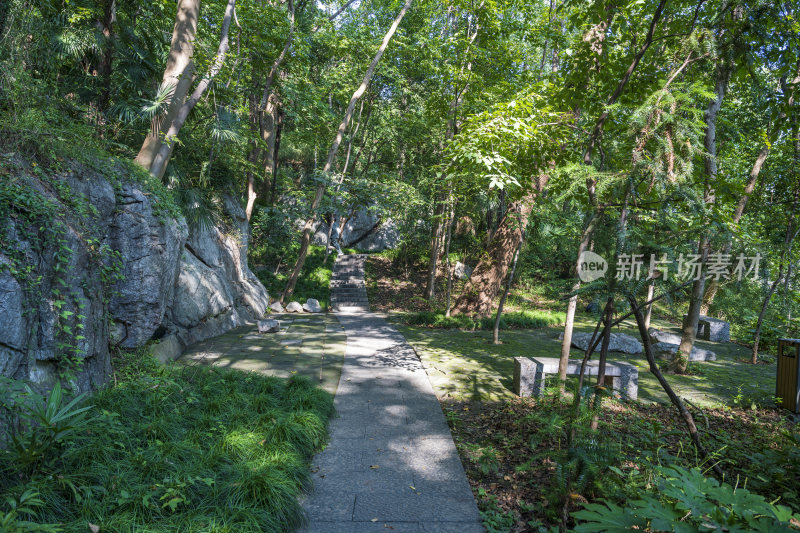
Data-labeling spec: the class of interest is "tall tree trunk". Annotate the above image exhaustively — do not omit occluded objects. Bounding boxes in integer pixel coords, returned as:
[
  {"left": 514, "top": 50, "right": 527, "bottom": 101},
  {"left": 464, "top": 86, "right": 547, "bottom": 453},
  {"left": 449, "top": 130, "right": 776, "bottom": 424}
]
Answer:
[
  {"left": 703, "top": 60, "right": 800, "bottom": 310},
  {"left": 282, "top": 0, "right": 413, "bottom": 302},
  {"left": 425, "top": 10, "right": 480, "bottom": 299},
  {"left": 452, "top": 176, "right": 546, "bottom": 316},
  {"left": 244, "top": 93, "right": 261, "bottom": 221},
  {"left": 149, "top": 0, "right": 237, "bottom": 179},
  {"left": 559, "top": 212, "right": 600, "bottom": 391},
  {"left": 701, "top": 143, "right": 768, "bottom": 311},
  {"left": 254, "top": 0, "right": 294, "bottom": 204},
  {"left": 753, "top": 218, "right": 798, "bottom": 363},
  {"left": 270, "top": 109, "right": 284, "bottom": 205},
  {"left": 677, "top": 56, "right": 732, "bottom": 372},
  {"left": 135, "top": 0, "right": 200, "bottom": 171},
  {"left": 425, "top": 200, "right": 445, "bottom": 301},
  {"left": 493, "top": 228, "right": 523, "bottom": 344},
  {"left": 644, "top": 277, "right": 656, "bottom": 330},
  {"left": 444, "top": 203, "right": 456, "bottom": 317},
  {"left": 258, "top": 95, "right": 280, "bottom": 198},
  {"left": 96, "top": 0, "right": 116, "bottom": 115},
  {"left": 558, "top": 0, "right": 666, "bottom": 392}
]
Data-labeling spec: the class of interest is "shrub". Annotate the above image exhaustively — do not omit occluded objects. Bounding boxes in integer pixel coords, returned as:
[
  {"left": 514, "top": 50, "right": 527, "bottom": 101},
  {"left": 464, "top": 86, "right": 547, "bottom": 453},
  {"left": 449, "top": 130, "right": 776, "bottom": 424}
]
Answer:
[
  {"left": 402, "top": 309, "right": 564, "bottom": 330},
  {"left": 573, "top": 464, "right": 800, "bottom": 532},
  {"left": 0, "top": 360, "right": 334, "bottom": 532}
]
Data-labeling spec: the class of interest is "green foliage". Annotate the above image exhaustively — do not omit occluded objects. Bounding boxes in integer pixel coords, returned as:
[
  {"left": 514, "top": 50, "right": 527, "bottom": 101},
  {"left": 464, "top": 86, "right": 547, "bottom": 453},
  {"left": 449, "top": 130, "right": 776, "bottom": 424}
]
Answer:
[
  {"left": 401, "top": 309, "right": 565, "bottom": 330},
  {"left": 476, "top": 488, "right": 516, "bottom": 533},
  {"left": 746, "top": 429, "right": 800, "bottom": 506},
  {"left": 573, "top": 465, "right": 800, "bottom": 532},
  {"left": 0, "top": 356, "right": 334, "bottom": 532},
  {"left": 0, "top": 489, "right": 61, "bottom": 533},
  {"left": 256, "top": 246, "right": 342, "bottom": 308},
  {"left": 0, "top": 380, "right": 93, "bottom": 473}
]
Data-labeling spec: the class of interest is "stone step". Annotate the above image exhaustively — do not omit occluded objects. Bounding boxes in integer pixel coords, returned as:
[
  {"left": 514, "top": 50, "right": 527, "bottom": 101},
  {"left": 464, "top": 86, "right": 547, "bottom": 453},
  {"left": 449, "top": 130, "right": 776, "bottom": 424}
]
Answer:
[
  {"left": 332, "top": 288, "right": 367, "bottom": 294},
  {"left": 332, "top": 304, "right": 369, "bottom": 312}
]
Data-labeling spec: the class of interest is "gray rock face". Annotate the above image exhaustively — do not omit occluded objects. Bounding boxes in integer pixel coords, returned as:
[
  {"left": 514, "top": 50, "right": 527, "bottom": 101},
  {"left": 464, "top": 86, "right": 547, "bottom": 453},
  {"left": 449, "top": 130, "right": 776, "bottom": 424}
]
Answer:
[
  {"left": 162, "top": 196, "right": 269, "bottom": 347},
  {"left": 0, "top": 166, "right": 116, "bottom": 392},
  {"left": 652, "top": 342, "right": 716, "bottom": 362},
  {"left": 682, "top": 314, "right": 731, "bottom": 343},
  {"left": 303, "top": 298, "right": 323, "bottom": 313},
  {"left": 185, "top": 196, "right": 269, "bottom": 319},
  {"left": 649, "top": 328, "right": 683, "bottom": 345},
  {"left": 453, "top": 261, "right": 472, "bottom": 280},
  {"left": 258, "top": 319, "right": 280, "bottom": 333},
  {"left": 343, "top": 210, "right": 400, "bottom": 252},
  {"left": 1, "top": 160, "right": 269, "bottom": 395},
  {"left": 0, "top": 259, "right": 26, "bottom": 379},
  {"left": 285, "top": 301, "right": 304, "bottom": 313},
  {"left": 310, "top": 207, "right": 400, "bottom": 252},
  {"left": 560, "top": 332, "right": 643, "bottom": 354},
  {"left": 109, "top": 184, "right": 187, "bottom": 348},
  {"left": 171, "top": 250, "right": 236, "bottom": 328},
  {"left": 270, "top": 301, "right": 285, "bottom": 313}
]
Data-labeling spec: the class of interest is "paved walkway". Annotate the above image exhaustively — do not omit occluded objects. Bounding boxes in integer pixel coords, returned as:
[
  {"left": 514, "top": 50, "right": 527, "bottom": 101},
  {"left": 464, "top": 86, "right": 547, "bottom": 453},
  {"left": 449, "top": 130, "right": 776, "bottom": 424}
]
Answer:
[
  {"left": 180, "top": 314, "right": 346, "bottom": 394},
  {"left": 301, "top": 255, "right": 483, "bottom": 532}
]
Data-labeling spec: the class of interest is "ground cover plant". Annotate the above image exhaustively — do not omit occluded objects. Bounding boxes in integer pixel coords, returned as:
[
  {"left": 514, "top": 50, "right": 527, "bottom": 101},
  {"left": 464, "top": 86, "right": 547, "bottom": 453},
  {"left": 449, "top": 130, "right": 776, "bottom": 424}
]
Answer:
[
  {"left": 443, "top": 397, "right": 800, "bottom": 531},
  {"left": 0, "top": 350, "right": 334, "bottom": 532},
  {"left": 255, "top": 246, "right": 351, "bottom": 310},
  {"left": 401, "top": 314, "right": 777, "bottom": 406},
  {"left": 399, "top": 313, "right": 796, "bottom": 530}
]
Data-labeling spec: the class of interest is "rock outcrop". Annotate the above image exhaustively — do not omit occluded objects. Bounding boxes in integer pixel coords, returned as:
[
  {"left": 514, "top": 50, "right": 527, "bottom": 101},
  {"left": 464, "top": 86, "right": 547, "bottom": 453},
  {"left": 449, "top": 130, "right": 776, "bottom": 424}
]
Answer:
[
  {"left": 652, "top": 342, "right": 716, "bottom": 362},
  {"left": 109, "top": 184, "right": 187, "bottom": 348},
  {"left": 285, "top": 301, "right": 304, "bottom": 313},
  {"left": 303, "top": 298, "right": 323, "bottom": 313},
  {"left": 311, "top": 207, "right": 400, "bottom": 252},
  {"left": 0, "top": 159, "right": 269, "bottom": 393},
  {"left": 559, "top": 331, "right": 643, "bottom": 354},
  {"left": 453, "top": 261, "right": 473, "bottom": 280}
]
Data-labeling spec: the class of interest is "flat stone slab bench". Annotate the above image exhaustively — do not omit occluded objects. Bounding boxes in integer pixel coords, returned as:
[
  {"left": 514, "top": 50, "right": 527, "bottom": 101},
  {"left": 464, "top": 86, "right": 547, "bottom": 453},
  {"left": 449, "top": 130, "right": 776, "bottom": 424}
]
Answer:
[
  {"left": 514, "top": 357, "right": 638, "bottom": 400},
  {"left": 683, "top": 314, "right": 730, "bottom": 342}
]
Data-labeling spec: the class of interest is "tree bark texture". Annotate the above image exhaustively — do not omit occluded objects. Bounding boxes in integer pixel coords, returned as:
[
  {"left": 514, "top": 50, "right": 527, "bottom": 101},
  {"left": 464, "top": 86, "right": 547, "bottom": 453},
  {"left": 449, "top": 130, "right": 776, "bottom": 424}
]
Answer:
[
  {"left": 135, "top": 0, "right": 200, "bottom": 171},
  {"left": 149, "top": 0, "right": 237, "bottom": 180},
  {"left": 452, "top": 176, "right": 547, "bottom": 317}
]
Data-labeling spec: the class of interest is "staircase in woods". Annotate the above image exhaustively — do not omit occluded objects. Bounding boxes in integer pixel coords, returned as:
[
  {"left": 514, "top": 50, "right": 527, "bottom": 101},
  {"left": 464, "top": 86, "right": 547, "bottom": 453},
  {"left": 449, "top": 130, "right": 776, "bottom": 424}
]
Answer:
[{"left": 330, "top": 254, "right": 369, "bottom": 312}]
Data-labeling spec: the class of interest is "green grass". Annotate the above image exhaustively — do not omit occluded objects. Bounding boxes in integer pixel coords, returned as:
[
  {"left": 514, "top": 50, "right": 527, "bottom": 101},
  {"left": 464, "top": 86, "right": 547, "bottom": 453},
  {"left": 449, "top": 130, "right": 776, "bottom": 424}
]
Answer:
[
  {"left": 180, "top": 317, "right": 347, "bottom": 395},
  {"left": 399, "top": 313, "right": 777, "bottom": 407},
  {"left": 398, "top": 309, "right": 565, "bottom": 331},
  {"left": 256, "top": 246, "right": 357, "bottom": 310},
  {"left": 0, "top": 350, "right": 334, "bottom": 532}
]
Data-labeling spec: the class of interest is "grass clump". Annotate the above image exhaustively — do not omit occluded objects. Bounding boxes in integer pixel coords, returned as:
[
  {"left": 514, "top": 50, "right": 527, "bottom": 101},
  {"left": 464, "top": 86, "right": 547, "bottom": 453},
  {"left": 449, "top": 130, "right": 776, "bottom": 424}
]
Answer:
[
  {"left": 401, "top": 309, "right": 564, "bottom": 330},
  {"left": 256, "top": 246, "right": 348, "bottom": 310},
  {"left": 0, "top": 353, "right": 334, "bottom": 532}
]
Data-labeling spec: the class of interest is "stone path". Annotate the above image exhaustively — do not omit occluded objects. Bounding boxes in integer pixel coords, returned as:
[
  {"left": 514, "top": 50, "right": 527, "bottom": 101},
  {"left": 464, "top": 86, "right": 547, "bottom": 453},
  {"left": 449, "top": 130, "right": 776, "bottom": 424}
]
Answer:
[
  {"left": 330, "top": 254, "right": 370, "bottom": 311},
  {"left": 301, "top": 255, "right": 483, "bottom": 532},
  {"left": 180, "top": 314, "right": 346, "bottom": 394}
]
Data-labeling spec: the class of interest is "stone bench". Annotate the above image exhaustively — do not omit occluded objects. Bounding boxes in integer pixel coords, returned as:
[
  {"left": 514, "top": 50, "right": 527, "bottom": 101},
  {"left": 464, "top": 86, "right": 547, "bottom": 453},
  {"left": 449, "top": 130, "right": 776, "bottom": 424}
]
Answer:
[
  {"left": 682, "top": 314, "right": 730, "bottom": 342},
  {"left": 514, "top": 357, "right": 638, "bottom": 400}
]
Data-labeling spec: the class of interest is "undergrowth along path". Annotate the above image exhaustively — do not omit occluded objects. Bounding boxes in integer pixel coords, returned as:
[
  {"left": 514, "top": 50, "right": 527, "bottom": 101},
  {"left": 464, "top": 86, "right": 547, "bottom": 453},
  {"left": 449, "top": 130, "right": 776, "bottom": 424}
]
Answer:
[{"left": 301, "top": 254, "right": 483, "bottom": 532}]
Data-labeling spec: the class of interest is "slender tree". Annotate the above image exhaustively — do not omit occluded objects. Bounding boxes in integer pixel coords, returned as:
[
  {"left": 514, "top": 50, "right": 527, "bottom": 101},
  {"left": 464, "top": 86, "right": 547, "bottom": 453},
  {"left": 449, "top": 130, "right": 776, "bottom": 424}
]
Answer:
[{"left": 282, "top": 0, "right": 414, "bottom": 302}]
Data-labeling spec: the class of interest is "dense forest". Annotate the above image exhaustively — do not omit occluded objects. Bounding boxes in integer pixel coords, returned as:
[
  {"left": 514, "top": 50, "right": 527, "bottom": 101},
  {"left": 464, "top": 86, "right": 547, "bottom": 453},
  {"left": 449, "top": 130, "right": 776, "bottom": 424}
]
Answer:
[{"left": 1, "top": 0, "right": 800, "bottom": 530}]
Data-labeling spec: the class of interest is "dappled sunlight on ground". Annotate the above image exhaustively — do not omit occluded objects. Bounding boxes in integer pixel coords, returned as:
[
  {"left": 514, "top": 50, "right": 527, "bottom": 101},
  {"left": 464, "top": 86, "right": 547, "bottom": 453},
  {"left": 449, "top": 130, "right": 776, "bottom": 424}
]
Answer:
[
  {"left": 400, "top": 313, "right": 777, "bottom": 408},
  {"left": 179, "top": 314, "right": 346, "bottom": 394}
]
